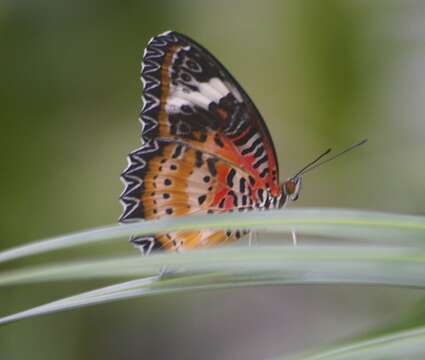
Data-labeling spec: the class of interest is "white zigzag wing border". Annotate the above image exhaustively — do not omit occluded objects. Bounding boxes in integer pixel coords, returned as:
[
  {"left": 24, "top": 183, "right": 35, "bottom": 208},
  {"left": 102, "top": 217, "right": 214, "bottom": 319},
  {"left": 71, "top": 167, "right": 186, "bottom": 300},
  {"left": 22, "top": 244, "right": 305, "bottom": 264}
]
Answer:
[{"left": 120, "top": 31, "right": 180, "bottom": 222}]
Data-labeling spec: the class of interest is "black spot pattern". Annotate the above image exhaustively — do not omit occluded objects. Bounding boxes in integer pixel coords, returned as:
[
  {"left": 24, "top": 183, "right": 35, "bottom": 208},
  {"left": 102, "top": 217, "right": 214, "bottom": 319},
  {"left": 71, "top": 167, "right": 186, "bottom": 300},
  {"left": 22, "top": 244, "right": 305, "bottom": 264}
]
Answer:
[
  {"left": 214, "top": 134, "right": 224, "bottom": 147},
  {"left": 253, "top": 154, "right": 268, "bottom": 169},
  {"left": 227, "top": 169, "right": 236, "bottom": 187},
  {"left": 207, "top": 158, "right": 218, "bottom": 177},
  {"left": 198, "top": 195, "right": 207, "bottom": 205},
  {"left": 172, "top": 144, "right": 183, "bottom": 159},
  {"left": 195, "top": 151, "right": 203, "bottom": 167},
  {"left": 239, "top": 178, "right": 246, "bottom": 193},
  {"left": 241, "top": 137, "right": 262, "bottom": 155}
]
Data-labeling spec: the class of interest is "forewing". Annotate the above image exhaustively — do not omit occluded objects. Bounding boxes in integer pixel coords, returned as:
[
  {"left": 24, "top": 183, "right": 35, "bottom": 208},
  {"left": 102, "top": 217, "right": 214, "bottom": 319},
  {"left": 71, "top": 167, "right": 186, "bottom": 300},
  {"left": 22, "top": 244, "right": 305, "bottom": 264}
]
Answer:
[{"left": 139, "top": 31, "right": 279, "bottom": 187}]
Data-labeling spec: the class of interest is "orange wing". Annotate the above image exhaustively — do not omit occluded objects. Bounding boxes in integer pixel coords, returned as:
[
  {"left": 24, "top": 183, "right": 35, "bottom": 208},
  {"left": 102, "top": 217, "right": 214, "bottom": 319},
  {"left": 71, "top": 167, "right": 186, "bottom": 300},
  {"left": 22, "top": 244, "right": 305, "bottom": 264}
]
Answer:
[{"left": 123, "top": 141, "right": 250, "bottom": 253}]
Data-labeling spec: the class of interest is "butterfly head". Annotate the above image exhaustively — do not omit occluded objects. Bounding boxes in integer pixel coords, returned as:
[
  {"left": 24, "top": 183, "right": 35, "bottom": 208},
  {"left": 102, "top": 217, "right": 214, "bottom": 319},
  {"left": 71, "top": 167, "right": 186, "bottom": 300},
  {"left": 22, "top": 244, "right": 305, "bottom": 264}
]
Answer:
[{"left": 282, "top": 176, "right": 302, "bottom": 203}]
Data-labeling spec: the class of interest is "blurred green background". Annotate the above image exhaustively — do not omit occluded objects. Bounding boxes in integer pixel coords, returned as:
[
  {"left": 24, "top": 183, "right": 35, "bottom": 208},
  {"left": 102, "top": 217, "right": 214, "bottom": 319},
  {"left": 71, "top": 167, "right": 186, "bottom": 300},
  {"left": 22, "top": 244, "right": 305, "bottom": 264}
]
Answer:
[{"left": 1, "top": 1, "right": 425, "bottom": 359}]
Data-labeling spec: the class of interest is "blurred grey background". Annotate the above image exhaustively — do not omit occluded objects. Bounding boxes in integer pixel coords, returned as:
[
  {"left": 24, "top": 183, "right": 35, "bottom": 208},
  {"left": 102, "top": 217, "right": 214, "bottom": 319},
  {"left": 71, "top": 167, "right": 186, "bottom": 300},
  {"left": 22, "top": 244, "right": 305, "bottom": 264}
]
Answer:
[{"left": 1, "top": 1, "right": 425, "bottom": 359}]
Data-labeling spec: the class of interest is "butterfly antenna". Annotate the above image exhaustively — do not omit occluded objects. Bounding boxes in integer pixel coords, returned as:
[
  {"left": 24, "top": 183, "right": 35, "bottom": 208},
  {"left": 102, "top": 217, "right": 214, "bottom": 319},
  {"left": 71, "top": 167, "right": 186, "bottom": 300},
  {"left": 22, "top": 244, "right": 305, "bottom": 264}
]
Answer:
[
  {"left": 293, "top": 148, "right": 332, "bottom": 178},
  {"left": 299, "top": 138, "right": 368, "bottom": 176}
]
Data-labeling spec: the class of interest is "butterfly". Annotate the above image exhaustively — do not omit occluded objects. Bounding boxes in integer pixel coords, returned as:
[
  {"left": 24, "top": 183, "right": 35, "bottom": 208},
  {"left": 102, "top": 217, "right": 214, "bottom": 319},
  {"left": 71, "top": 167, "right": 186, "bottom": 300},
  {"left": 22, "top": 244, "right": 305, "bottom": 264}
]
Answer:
[{"left": 119, "top": 31, "right": 365, "bottom": 254}]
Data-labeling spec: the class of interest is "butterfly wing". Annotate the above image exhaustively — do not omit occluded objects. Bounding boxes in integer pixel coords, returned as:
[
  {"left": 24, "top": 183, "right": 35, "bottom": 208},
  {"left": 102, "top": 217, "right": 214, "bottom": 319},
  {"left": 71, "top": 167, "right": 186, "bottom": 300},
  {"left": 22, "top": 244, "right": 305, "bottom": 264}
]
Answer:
[
  {"left": 121, "top": 140, "right": 251, "bottom": 252},
  {"left": 120, "top": 31, "right": 280, "bottom": 252}
]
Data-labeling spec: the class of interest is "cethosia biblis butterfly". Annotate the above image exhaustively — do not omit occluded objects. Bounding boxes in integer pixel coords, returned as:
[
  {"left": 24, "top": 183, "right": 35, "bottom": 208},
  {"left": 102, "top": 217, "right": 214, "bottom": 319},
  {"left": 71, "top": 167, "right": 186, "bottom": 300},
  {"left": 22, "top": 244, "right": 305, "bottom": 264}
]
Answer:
[{"left": 120, "top": 31, "right": 366, "bottom": 254}]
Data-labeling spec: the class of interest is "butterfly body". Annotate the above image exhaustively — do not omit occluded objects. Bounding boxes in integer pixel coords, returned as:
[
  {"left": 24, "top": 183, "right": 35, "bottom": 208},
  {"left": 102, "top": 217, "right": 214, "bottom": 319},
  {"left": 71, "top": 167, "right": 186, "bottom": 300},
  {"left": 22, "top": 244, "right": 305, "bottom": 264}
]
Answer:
[{"left": 120, "top": 31, "right": 298, "bottom": 254}]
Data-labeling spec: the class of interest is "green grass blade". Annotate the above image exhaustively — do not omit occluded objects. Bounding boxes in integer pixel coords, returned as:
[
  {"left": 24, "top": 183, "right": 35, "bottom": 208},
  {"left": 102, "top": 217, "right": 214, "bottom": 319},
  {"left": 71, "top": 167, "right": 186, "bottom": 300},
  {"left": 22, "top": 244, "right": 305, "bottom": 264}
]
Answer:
[
  {"left": 1, "top": 245, "right": 425, "bottom": 325},
  {"left": 1, "top": 246, "right": 425, "bottom": 287},
  {"left": 1, "top": 209, "right": 425, "bottom": 327},
  {"left": 0, "top": 275, "right": 162, "bottom": 325},
  {"left": 0, "top": 208, "right": 425, "bottom": 264},
  {"left": 287, "top": 326, "right": 425, "bottom": 359}
]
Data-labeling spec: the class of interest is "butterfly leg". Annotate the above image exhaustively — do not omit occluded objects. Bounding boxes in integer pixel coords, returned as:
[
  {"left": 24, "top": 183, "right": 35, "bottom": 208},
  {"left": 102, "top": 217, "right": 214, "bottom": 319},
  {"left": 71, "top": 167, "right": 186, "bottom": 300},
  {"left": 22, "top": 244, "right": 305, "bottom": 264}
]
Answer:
[
  {"left": 248, "top": 231, "right": 259, "bottom": 247},
  {"left": 291, "top": 228, "right": 298, "bottom": 247}
]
